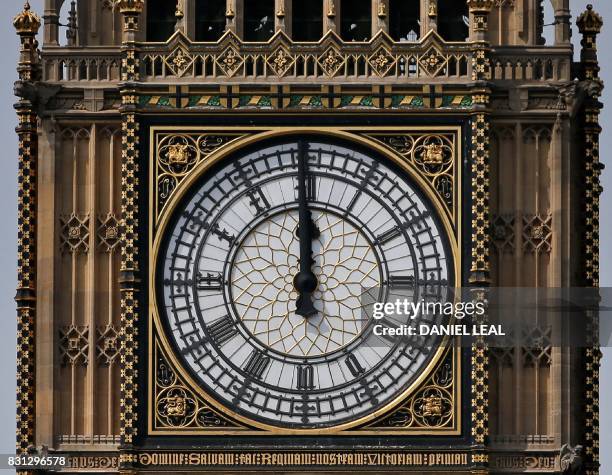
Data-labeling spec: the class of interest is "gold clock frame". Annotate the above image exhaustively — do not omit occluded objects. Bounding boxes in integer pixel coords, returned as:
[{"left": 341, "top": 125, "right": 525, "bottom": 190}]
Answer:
[{"left": 147, "top": 126, "right": 463, "bottom": 436}]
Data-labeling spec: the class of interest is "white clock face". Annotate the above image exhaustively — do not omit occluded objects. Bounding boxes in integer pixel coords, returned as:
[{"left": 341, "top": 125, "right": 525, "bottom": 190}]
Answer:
[{"left": 158, "top": 138, "right": 453, "bottom": 429}]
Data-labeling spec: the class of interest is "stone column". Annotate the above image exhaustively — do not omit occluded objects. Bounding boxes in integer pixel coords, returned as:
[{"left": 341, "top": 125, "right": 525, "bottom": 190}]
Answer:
[
  {"left": 324, "top": 0, "right": 338, "bottom": 35},
  {"left": 577, "top": 7, "right": 603, "bottom": 475},
  {"left": 467, "top": 1, "right": 493, "bottom": 473},
  {"left": 553, "top": 0, "right": 571, "bottom": 45},
  {"left": 118, "top": 1, "right": 143, "bottom": 473},
  {"left": 43, "top": 0, "right": 59, "bottom": 45},
  {"left": 373, "top": 0, "right": 389, "bottom": 36},
  {"left": 13, "top": 1, "right": 41, "bottom": 467}
]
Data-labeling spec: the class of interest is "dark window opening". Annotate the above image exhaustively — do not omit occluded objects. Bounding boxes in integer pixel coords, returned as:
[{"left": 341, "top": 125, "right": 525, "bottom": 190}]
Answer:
[
  {"left": 341, "top": 0, "right": 371, "bottom": 42},
  {"left": 438, "top": 0, "right": 469, "bottom": 42},
  {"left": 146, "top": 0, "right": 176, "bottom": 42},
  {"left": 195, "top": 0, "right": 226, "bottom": 41},
  {"left": 293, "top": 1, "right": 323, "bottom": 41},
  {"left": 244, "top": 0, "right": 275, "bottom": 42},
  {"left": 390, "top": 0, "right": 420, "bottom": 42}
]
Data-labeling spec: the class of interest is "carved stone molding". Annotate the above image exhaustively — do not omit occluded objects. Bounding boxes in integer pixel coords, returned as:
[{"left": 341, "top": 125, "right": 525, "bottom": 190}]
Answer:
[
  {"left": 491, "top": 214, "right": 515, "bottom": 254},
  {"left": 522, "top": 213, "right": 552, "bottom": 254},
  {"left": 97, "top": 213, "right": 121, "bottom": 253},
  {"left": 96, "top": 324, "right": 119, "bottom": 365},
  {"left": 491, "top": 346, "right": 514, "bottom": 367},
  {"left": 522, "top": 126, "right": 552, "bottom": 144},
  {"left": 135, "top": 30, "right": 473, "bottom": 83},
  {"left": 522, "top": 325, "right": 552, "bottom": 367},
  {"left": 60, "top": 213, "right": 90, "bottom": 254},
  {"left": 59, "top": 325, "right": 89, "bottom": 366}
]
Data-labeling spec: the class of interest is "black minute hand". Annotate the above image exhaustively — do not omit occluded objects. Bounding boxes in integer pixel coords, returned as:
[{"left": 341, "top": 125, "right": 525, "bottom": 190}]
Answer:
[{"left": 294, "top": 141, "right": 318, "bottom": 317}]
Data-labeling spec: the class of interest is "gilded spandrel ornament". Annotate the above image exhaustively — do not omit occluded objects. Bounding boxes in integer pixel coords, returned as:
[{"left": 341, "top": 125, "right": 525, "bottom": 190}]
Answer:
[
  {"left": 371, "top": 133, "right": 455, "bottom": 212},
  {"left": 368, "top": 349, "right": 456, "bottom": 430},
  {"left": 154, "top": 346, "right": 239, "bottom": 430}
]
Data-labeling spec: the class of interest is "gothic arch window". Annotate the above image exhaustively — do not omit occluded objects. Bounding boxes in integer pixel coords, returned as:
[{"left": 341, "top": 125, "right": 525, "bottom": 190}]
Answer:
[
  {"left": 389, "top": 0, "right": 420, "bottom": 42},
  {"left": 292, "top": 1, "right": 324, "bottom": 41},
  {"left": 195, "top": 0, "right": 226, "bottom": 41},
  {"left": 437, "top": 0, "right": 469, "bottom": 42},
  {"left": 146, "top": 0, "right": 176, "bottom": 42},
  {"left": 244, "top": 0, "right": 275, "bottom": 41},
  {"left": 341, "top": 0, "right": 372, "bottom": 41}
]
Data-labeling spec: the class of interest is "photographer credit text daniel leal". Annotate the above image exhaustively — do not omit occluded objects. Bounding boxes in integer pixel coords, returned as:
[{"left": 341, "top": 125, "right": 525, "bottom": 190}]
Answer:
[{"left": 371, "top": 299, "right": 506, "bottom": 337}]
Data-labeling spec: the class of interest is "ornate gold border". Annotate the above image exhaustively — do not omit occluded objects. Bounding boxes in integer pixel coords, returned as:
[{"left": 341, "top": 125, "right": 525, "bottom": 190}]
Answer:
[{"left": 147, "top": 126, "right": 462, "bottom": 435}]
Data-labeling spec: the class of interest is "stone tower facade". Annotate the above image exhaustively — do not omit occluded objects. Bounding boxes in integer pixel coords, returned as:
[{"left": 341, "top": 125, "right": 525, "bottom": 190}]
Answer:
[{"left": 13, "top": 0, "right": 603, "bottom": 473}]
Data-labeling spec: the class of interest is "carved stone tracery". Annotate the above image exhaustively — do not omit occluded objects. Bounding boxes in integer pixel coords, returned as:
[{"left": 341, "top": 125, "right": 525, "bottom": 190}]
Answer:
[
  {"left": 491, "top": 214, "right": 515, "bottom": 254},
  {"left": 96, "top": 324, "right": 120, "bottom": 365},
  {"left": 97, "top": 213, "right": 121, "bottom": 252},
  {"left": 60, "top": 213, "right": 91, "bottom": 254},
  {"left": 522, "top": 213, "right": 552, "bottom": 254},
  {"left": 60, "top": 325, "right": 89, "bottom": 366}
]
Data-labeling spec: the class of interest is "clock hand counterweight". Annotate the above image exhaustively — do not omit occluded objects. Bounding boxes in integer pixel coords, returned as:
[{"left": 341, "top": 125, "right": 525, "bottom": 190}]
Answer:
[{"left": 294, "top": 141, "right": 318, "bottom": 317}]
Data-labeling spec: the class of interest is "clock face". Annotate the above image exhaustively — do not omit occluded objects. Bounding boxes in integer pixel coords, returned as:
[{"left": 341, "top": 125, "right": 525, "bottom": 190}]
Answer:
[{"left": 157, "top": 138, "right": 453, "bottom": 429}]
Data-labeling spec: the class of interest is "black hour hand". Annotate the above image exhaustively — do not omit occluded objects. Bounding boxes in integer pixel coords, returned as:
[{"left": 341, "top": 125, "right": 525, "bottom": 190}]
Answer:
[
  {"left": 294, "top": 272, "right": 318, "bottom": 317},
  {"left": 294, "top": 141, "right": 319, "bottom": 318}
]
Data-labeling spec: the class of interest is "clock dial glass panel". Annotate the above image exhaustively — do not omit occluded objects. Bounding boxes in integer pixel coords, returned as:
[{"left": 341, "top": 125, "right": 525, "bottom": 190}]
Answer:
[{"left": 157, "top": 138, "right": 453, "bottom": 429}]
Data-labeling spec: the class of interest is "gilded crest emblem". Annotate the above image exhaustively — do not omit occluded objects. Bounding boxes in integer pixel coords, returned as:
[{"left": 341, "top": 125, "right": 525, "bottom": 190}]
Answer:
[
  {"left": 167, "top": 144, "right": 191, "bottom": 166},
  {"left": 422, "top": 143, "right": 445, "bottom": 164},
  {"left": 166, "top": 396, "right": 187, "bottom": 417},
  {"left": 422, "top": 395, "right": 443, "bottom": 417}
]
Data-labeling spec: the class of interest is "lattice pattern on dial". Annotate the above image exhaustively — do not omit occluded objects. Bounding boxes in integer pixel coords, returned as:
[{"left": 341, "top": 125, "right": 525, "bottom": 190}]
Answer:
[{"left": 231, "top": 210, "right": 381, "bottom": 357}]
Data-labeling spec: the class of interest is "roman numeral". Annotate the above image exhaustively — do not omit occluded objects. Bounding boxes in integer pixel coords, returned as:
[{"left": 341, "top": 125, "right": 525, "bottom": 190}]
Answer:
[
  {"left": 247, "top": 187, "right": 271, "bottom": 215},
  {"left": 375, "top": 211, "right": 433, "bottom": 245},
  {"left": 164, "top": 272, "right": 190, "bottom": 293},
  {"left": 232, "top": 161, "right": 271, "bottom": 215},
  {"left": 164, "top": 272, "right": 225, "bottom": 293},
  {"left": 376, "top": 226, "right": 401, "bottom": 245},
  {"left": 197, "top": 272, "right": 224, "bottom": 291},
  {"left": 388, "top": 275, "right": 416, "bottom": 288},
  {"left": 243, "top": 350, "right": 270, "bottom": 380},
  {"left": 306, "top": 173, "right": 317, "bottom": 201},
  {"left": 186, "top": 211, "right": 235, "bottom": 245},
  {"left": 346, "top": 161, "right": 380, "bottom": 213},
  {"left": 345, "top": 354, "right": 365, "bottom": 377},
  {"left": 207, "top": 315, "right": 237, "bottom": 347},
  {"left": 296, "top": 365, "right": 315, "bottom": 390}
]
